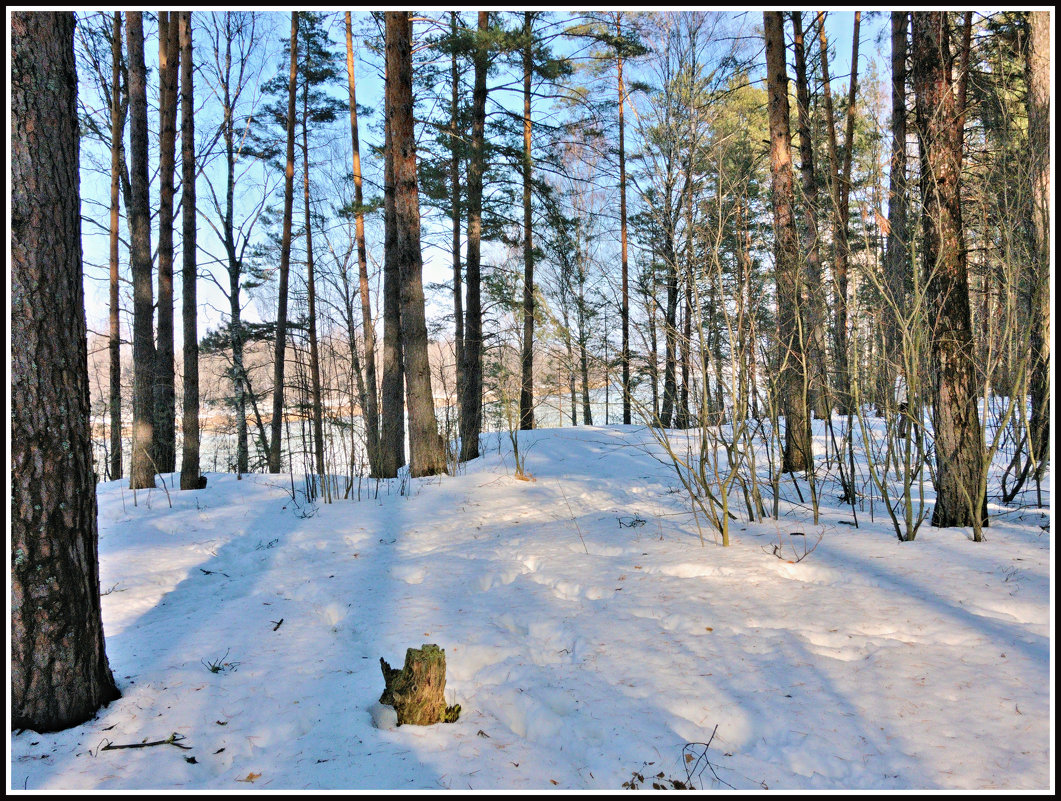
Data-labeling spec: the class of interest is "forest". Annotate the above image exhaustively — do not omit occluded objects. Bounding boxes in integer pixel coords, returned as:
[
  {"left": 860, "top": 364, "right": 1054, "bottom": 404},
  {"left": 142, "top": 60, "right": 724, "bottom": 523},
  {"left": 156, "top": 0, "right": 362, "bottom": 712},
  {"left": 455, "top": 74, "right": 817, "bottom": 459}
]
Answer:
[{"left": 9, "top": 9, "right": 1051, "bottom": 791}]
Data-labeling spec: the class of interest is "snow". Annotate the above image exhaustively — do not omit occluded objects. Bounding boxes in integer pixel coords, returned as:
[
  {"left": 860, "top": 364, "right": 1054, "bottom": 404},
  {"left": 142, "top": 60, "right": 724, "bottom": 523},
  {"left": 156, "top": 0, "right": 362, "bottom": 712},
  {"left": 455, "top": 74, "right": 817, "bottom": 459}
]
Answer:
[{"left": 9, "top": 423, "right": 1052, "bottom": 791}]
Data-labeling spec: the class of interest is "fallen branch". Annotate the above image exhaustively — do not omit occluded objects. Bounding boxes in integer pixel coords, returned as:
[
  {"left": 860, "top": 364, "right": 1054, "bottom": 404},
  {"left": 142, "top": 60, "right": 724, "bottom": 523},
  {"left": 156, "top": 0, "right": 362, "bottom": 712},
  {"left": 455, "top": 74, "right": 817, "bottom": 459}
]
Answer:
[{"left": 100, "top": 732, "right": 191, "bottom": 752}]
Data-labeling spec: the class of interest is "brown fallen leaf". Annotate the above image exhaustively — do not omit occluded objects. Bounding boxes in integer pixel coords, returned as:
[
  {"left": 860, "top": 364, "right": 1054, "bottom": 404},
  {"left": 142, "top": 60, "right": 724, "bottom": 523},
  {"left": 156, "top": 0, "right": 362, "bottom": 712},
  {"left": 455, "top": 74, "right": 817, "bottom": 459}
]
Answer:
[
  {"left": 550, "top": 779, "right": 558, "bottom": 785},
  {"left": 236, "top": 772, "right": 261, "bottom": 783}
]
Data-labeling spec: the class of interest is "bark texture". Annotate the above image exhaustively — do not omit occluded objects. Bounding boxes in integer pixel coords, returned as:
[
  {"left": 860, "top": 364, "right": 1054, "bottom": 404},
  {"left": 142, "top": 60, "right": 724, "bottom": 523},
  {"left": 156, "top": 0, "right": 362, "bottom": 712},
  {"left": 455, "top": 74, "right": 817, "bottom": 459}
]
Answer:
[
  {"left": 379, "top": 644, "right": 460, "bottom": 726},
  {"left": 268, "top": 12, "right": 300, "bottom": 474},
  {"left": 108, "top": 10, "right": 124, "bottom": 481},
  {"left": 1026, "top": 10, "right": 1050, "bottom": 478},
  {"left": 154, "top": 11, "right": 179, "bottom": 474},
  {"left": 763, "top": 12, "right": 812, "bottom": 472},
  {"left": 126, "top": 11, "right": 158, "bottom": 490},
  {"left": 458, "top": 11, "right": 490, "bottom": 463},
  {"left": 11, "top": 10, "right": 121, "bottom": 731},
  {"left": 345, "top": 11, "right": 381, "bottom": 477},
  {"left": 179, "top": 10, "right": 201, "bottom": 490},
  {"left": 386, "top": 11, "right": 447, "bottom": 477},
  {"left": 911, "top": 12, "right": 985, "bottom": 529}
]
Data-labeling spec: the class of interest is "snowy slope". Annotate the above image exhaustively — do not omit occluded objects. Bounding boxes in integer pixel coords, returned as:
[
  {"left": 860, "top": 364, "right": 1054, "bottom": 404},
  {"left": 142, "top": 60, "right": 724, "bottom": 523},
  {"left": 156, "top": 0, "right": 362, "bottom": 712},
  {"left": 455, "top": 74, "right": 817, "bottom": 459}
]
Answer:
[{"left": 9, "top": 425, "right": 1052, "bottom": 790}]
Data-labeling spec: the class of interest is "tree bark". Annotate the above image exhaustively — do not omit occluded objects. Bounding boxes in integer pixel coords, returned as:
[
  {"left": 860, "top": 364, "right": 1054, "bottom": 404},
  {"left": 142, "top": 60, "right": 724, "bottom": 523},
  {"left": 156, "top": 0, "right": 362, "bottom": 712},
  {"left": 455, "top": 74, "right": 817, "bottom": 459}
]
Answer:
[
  {"left": 154, "top": 11, "right": 179, "bottom": 474},
  {"left": 268, "top": 12, "right": 300, "bottom": 474},
  {"left": 179, "top": 10, "right": 201, "bottom": 490},
  {"left": 617, "top": 12, "right": 632, "bottom": 426},
  {"left": 1026, "top": 10, "right": 1050, "bottom": 479},
  {"left": 911, "top": 11, "right": 986, "bottom": 530},
  {"left": 818, "top": 13, "right": 860, "bottom": 414},
  {"left": 380, "top": 30, "right": 406, "bottom": 478},
  {"left": 448, "top": 11, "right": 465, "bottom": 426},
  {"left": 790, "top": 11, "right": 831, "bottom": 420},
  {"left": 345, "top": 11, "right": 381, "bottom": 477},
  {"left": 11, "top": 10, "right": 122, "bottom": 731},
  {"left": 764, "top": 11, "right": 812, "bottom": 473},
  {"left": 386, "top": 11, "right": 447, "bottom": 477},
  {"left": 884, "top": 12, "right": 910, "bottom": 373},
  {"left": 519, "top": 11, "right": 536, "bottom": 431},
  {"left": 126, "top": 11, "right": 157, "bottom": 490},
  {"left": 108, "top": 10, "right": 124, "bottom": 482},
  {"left": 459, "top": 11, "right": 489, "bottom": 463},
  {"left": 302, "top": 70, "right": 327, "bottom": 483}
]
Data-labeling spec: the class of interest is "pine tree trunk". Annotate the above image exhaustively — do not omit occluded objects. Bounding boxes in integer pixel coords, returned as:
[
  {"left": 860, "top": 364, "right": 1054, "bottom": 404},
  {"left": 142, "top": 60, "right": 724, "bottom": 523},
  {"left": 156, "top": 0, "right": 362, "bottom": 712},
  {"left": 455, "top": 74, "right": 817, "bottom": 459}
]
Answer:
[
  {"left": 885, "top": 12, "right": 911, "bottom": 371},
  {"left": 179, "top": 11, "right": 201, "bottom": 491},
  {"left": 268, "top": 12, "right": 300, "bottom": 474},
  {"left": 108, "top": 10, "right": 124, "bottom": 482},
  {"left": 1026, "top": 10, "right": 1050, "bottom": 479},
  {"left": 459, "top": 11, "right": 489, "bottom": 463},
  {"left": 155, "top": 12, "right": 179, "bottom": 475},
  {"left": 12, "top": 10, "right": 122, "bottom": 731},
  {"left": 387, "top": 11, "right": 446, "bottom": 478},
  {"left": 911, "top": 11, "right": 986, "bottom": 530},
  {"left": 790, "top": 11, "right": 831, "bottom": 420},
  {"left": 519, "top": 11, "right": 536, "bottom": 432},
  {"left": 302, "top": 84, "right": 327, "bottom": 484},
  {"left": 345, "top": 11, "right": 381, "bottom": 477},
  {"left": 449, "top": 11, "right": 465, "bottom": 422},
  {"left": 380, "top": 39, "right": 406, "bottom": 478},
  {"left": 616, "top": 13, "right": 632, "bottom": 426},
  {"left": 218, "top": 18, "right": 249, "bottom": 475},
  {"left": 817, "top": 15, "right": 860, "bottom": 414},
  {"left": 127, "top": 11, "right": 158, "bottom": 490},
  {"left": 764, "top": 11, "right": 812, "bottom": 473}
]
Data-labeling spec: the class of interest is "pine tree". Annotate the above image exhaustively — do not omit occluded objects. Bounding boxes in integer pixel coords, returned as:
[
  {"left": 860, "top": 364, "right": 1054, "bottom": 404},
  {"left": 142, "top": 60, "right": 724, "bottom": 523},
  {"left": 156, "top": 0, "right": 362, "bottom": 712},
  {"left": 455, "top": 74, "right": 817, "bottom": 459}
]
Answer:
[
  {"left": 12, "top": 9, "right": 121, "bottom": 731},
  {"left": 126, "top": 11, "right": 158, "bottom": 490},
  {"left": 763, "top": 11, "right": 812, "bottom": 472},
  {"left": 386, "top": 11, "right": 447, "bottom": 477}
]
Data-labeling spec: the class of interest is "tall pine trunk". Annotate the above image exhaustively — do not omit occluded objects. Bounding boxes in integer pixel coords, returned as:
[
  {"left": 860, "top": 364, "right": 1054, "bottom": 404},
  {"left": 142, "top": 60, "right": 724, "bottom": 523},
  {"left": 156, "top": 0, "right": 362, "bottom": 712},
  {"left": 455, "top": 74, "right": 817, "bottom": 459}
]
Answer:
[
  {"left": 345, "top": 11, "right": 381, "bottom": 477},
  {"left": 449, "top": 11, "right": 465, "bottom": 421},
  {"left": 108, "top": 10, "right": 124, "bottom": 481},
  {"left": 155, "top": 12, "right": 179, "bottom": 474},
  {"left": 12, "top": 10, "right": 122, "bottom": 731},
  {"left": 616, "top": 12, "right": 632, "bottom": 425},
  {"left": 127, "top": 11, "right": 158, "bottom": 490},
  {"left": 1026, "top": 10, "right": 1050, "bottom": 479},
  {"left": 386, "top": 11, "right": 446, "bottom": 477},
  {"left": 380, "top": 38, "right": 406, "bottom": 478},
  {"left": 179, "top": 11, "right": 201, "bottom": 490},
  {"left": 459, "top": 11, "right": 489, "bottom": 463},
  {"left": 519, "top": 11, "right": 536, "bottom": 431},
  {"left": 302, "top": 81, "right": 327, "bottom": 484},
  {"left": 885, "top": 12, "right": 911, "bottom": 370},
  {"left": 764, "top": 11, "right": 811, "bottom": 473},
  {"left": 268, "top": 12, "right": 300, "bottom": 474},
  {"left": 790, "top": 11, "right": 831, "bottom": 420},
  {"left": 818, "top": 14, "right": 860, "bottom": 414},
  {"left": 911, "top": 11, "right": 985, "bottom": 531}
]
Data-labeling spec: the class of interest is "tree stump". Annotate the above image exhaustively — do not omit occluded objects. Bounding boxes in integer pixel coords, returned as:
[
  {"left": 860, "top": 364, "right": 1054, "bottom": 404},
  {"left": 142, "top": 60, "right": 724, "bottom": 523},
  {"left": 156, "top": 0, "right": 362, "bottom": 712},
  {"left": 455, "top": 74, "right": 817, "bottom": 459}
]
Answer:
[{"left": 379, "top": 643, "right": 460, "bottom": 726}]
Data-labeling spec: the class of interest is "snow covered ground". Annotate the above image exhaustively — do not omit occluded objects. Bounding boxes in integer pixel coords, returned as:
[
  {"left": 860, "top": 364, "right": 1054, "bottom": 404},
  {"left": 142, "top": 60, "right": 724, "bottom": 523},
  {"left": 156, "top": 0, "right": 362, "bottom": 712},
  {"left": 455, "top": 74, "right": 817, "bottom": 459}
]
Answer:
[{"left": 9, "top": 424, "right": 1052, "bottom": 790}]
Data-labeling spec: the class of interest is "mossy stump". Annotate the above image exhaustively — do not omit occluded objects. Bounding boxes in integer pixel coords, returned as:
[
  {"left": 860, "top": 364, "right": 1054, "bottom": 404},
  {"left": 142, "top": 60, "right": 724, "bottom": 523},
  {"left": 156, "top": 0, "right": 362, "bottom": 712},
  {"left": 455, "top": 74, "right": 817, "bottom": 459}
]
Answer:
[{"left": 379, "top": 643, "right": 460, "bottom": 726}]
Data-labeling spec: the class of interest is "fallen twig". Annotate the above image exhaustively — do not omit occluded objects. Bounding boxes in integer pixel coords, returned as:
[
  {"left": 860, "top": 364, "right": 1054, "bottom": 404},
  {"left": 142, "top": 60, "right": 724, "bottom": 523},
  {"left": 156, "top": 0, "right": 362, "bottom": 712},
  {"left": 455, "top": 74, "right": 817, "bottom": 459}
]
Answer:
[{"left": 100, "top": 732, "right": 191, "bottom": 752}]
